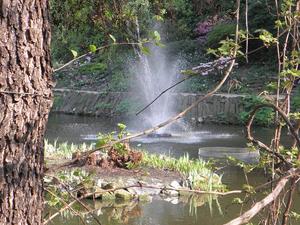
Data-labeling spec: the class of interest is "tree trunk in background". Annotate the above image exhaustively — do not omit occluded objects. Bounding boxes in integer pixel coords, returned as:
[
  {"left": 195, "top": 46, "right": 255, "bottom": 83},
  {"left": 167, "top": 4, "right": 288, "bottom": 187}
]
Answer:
[{"left": 0, "top": 1, "right": 52, "bottom": 224}]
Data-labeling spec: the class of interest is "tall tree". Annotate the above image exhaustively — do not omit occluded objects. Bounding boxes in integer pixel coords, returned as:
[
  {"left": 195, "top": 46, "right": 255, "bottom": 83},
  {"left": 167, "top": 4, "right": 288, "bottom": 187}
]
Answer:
[{"left": 0, "top": 1, "right": 52, "bottom": 224}]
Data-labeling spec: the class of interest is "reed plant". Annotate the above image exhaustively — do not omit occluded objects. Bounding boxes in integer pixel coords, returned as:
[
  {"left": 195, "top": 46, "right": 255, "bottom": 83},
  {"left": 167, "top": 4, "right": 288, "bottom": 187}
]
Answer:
[
  {"left": 142, "top": 152, "right": 225, "bottom": 191},
  {"left": 44, "top": 140, "right": 94, "bottom": 159}
]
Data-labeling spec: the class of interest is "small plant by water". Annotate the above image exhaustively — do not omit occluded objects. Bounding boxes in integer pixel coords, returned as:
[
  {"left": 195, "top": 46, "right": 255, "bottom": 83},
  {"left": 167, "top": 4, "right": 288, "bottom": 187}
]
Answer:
[
  {"left": 45, "top": 140, "right": 224, "bottom": 192},
  {"left": 45, "top": 140, "right": 94, "bottom": 159},
  {"left": 142, "top": 152, "right": 224, "bottom": 191}
]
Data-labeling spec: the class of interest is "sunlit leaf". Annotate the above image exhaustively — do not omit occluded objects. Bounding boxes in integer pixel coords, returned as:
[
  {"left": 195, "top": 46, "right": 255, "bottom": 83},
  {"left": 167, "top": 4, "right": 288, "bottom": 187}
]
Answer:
[
  {"left": 153, "top": 31, "right": 161, "bottom": 41},
  {"left": 140, "top": 46, "right": 151, "bottom": 55},
  {"left": 70, "top": 49, "right": 78, "bottom": 58},
  {"left": 117, "top": 123, "right": 126, "bottom": 130},
  {"left": 181, "top": 69, "right": 198, "bottom": 76},
  {"left": 232, "top": 197, "right": 243, "bottom": 204},
  {"left": 109, "top": 34, "right": 116, "bottom": 43},
  {"left": 89, "top": 44, "right": 97, "bottom": 53}
]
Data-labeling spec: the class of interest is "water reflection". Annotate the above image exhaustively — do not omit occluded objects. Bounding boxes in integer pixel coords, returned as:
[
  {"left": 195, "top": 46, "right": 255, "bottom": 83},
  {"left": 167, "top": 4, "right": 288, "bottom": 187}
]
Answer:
[
  {"left": 48, "top": 194, "right": 224, "bottom": 225},
  {"left": 45, "top": 165, "right": 300, "bottom": 225}
]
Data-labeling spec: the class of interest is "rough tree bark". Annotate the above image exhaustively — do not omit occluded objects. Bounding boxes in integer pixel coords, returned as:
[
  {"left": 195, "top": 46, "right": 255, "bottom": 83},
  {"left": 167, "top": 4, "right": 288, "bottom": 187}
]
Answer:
[{"left": 0, "top": 1, "right": 52, "bottom": 224}]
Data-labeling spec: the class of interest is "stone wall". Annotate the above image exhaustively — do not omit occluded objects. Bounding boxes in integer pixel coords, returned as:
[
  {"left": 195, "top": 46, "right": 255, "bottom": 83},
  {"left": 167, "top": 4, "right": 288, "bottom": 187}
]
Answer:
[
  {"left": 175, "top": 93, "right": 245, "bottom": 124},
  {"left": 52, "top": 89, "right": 126, "bottom": 116},
  {"left": 52, "top": 89, "right": 246, "bottom": 124}
]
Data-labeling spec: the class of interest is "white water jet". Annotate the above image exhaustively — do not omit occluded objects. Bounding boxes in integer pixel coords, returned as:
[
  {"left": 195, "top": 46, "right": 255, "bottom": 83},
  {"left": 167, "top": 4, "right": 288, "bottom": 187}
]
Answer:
[{"left": 132, "top": 24, "right": 181, "bottom": 133}]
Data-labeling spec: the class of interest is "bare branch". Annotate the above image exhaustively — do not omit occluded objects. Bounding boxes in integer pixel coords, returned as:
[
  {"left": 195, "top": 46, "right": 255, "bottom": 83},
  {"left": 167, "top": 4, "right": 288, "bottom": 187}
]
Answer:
[
  {"left": 281, "top": 178, "right": 297, "bottom": 225},
  {"left": 246, "top": 103, "right": 300, "bottom": 158},
  {"left": 44, "top": 188, "right": 88, "bottom": 225},
  {"left": 45, "top": 175, "right": 102, "bottom": 225},
  {"left": 223, "top": 168, "right": 300, "bottom": 225}
]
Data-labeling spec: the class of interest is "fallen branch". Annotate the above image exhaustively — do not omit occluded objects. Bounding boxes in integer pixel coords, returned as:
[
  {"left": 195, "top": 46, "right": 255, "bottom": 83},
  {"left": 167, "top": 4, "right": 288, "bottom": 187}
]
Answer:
[{"left": 223, "top": 168, "right": 300, "bottom": 225}]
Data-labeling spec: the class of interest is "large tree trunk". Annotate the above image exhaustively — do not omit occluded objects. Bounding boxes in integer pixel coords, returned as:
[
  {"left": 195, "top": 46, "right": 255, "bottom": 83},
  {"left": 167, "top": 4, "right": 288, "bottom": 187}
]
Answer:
[{"left": 0, "top": 1, "right": 52, "bottom": 224}]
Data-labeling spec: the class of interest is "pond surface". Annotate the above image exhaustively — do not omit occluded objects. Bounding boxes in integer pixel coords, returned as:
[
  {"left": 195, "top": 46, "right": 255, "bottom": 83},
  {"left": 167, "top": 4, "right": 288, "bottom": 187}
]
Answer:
[
  {"left": 45, "top": 113, "right": 300, "bottom": 225},
  {"left": 46, "top": 113, "right": 292, "bottom": 159}
]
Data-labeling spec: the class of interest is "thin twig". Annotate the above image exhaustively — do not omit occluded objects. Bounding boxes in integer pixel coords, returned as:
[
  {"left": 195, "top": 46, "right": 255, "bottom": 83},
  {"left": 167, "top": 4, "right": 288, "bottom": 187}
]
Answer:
[
  {"left": 281, "top": 178, "right": 297, "bottom": 225},
  {"left": 246, "top": 103, "right": 300, "bottom": 152},
  {"left": 45, "top": 175, "right": 102, "bottom": 225},
  {"left": 135, "top": 76, "right": 192, "bottom": 115},
  {"left": 44, "top": 188, "right": 88, "bottom": 225},
  {"left": 245, "top": 0, "right": 249, "bottom": 63}
]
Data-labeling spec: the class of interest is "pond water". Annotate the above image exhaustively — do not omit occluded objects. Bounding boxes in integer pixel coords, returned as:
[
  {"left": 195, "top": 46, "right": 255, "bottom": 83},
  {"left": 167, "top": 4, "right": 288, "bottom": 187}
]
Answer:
[{"left": 45, "top": 113, "right": 300, "bottom": 225}]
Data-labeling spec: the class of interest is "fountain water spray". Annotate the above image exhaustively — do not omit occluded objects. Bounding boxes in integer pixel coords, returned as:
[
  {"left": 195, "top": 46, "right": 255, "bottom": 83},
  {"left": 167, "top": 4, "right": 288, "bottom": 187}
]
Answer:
[{"left": 132, "top": 22, "right": 180, "bottom": 133}]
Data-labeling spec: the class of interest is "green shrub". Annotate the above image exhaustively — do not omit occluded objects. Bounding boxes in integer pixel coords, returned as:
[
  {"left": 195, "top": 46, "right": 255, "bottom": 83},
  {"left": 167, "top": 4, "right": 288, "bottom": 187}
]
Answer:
[
  {"left": 206, "top": 23, "right": 236, "bottom": 49},
  {"left": 78, "top": 62, "right": 107, "bottom": 75},
  {"left": 239, "top": 96, "right": 274, "bottom": 126}
]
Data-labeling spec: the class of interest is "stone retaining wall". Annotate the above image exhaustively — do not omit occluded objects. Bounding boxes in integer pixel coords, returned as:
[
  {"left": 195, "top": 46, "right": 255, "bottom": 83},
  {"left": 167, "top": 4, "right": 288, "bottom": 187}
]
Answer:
[
  {"left": 175, "top": 93, "right": 245, "bottom": 124},
  {"left": 52, "top": 89, "right": 246, "bottom": 124}
]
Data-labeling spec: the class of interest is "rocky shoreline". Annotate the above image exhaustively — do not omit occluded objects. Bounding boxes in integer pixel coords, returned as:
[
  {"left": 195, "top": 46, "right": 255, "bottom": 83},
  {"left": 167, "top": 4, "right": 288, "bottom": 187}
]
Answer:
[{"left": 77, "top": 166, "right": 216, "bottom": 206}]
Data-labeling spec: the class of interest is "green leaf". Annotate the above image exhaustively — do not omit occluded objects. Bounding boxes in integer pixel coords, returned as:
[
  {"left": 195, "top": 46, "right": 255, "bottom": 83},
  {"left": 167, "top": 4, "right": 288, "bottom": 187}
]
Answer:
[
  {"left": 242, "top": 184, "right": 255, "bottom": 194},
  {"left": 153, "top": 31, "right": 161, "bottom": 42},
  {"left": 70, "top": 49, "right": 78, "bottom": 58},
  {"left": 255, "top": 29, "right": 277, "bottom": 46},
  {"left": 238, "top": 30, "right": 247, "bottom": 39},
  {"left": 89, "top": 44, "right": 97, "bottom": 53},
  {"left": 109, "top": 34, "right": 116, "bottom": 43},
  {"left": 181, "top": 69, "right": 198, "bottom": 76},
  {"left": 117, "top": 123, "right": 126, "bottom": 130},
  {"left": 207, "top": 48, "right": 218, "bottom": 57},
  {"left": 290, "top": 211, "right": 300, "bottom": 220},
  {"left": 140, "top": 46, "right": 151, "bottom": 55},
  {"left": 153, "top": 15, "right": 164, "bottom": 21},
  {"left": 232, "top": 198, "right": 243, "bottom": 204},
  {"left": 275, "top": 20, "right": 284, "bottom": 28},
  {"left": 155, "top": 41, "right": 165, "bottom": 47}
]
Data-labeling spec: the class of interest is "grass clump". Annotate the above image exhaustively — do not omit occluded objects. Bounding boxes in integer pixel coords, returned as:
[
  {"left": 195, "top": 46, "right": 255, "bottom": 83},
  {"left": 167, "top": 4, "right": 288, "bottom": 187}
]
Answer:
[
  {"left": 45, "top": 140, "right": 94, "bottom": 160},
  {"left": 142, "top": 152, "right": 225, "bottom": 191},
  {"left": 45, "top": 140, "right": 224, "bottom": 191}
]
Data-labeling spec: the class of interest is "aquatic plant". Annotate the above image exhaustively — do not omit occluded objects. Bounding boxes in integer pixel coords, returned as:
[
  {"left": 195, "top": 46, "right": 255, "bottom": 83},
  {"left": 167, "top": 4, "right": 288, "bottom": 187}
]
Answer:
[
  {"left": 142, "top": 152, "right": 225, "bottom": 191},
  {"left": 45, "top": 140, "right": 94, "bottom": 159}
]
